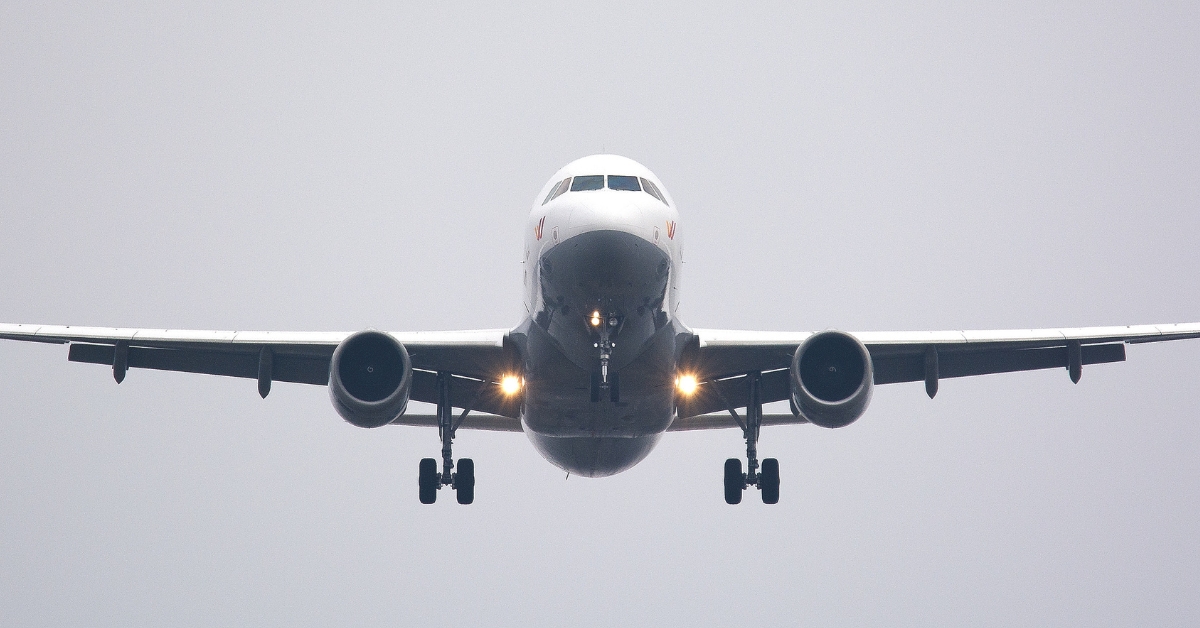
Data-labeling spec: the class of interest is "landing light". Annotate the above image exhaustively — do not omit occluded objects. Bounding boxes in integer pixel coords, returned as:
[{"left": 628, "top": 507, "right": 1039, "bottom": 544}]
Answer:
[
  {"left": 590, "top": 311, "right": 602, "bottom": 327},
  {"left": 500, "top": 375, "right": 522, "bottom": 395},
  {"left": 676, "top": 374, "right": 699, "bottom": 396}
]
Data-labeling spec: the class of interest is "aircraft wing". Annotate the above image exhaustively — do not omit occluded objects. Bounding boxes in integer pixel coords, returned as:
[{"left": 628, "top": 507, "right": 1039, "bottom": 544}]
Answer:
[
  {"left": 674, "top": 322, "right": 1200, "bottom": 421},
  {"left": 0, "top": 323, "right": 522, "bottom": 420}
]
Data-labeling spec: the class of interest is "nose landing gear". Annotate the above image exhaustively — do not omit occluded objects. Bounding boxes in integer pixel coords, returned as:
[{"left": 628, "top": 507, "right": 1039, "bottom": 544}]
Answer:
[
  {"left": 590, "top": 310, "right": 621, "bottom": 403},
  {"left": 721, "top": 371, "right": 780, "bottom": 505},
  {"left": 418, "top": 372, "right": 475, "bottom": 505}
]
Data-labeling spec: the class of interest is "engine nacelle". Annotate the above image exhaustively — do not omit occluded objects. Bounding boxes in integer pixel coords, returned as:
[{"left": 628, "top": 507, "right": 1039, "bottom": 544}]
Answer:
[
  {"left": 328, "top": 330, "right": 412, "bottom": 428},
  {"left": 790, "top": 330, "right": 874, "bottom": 429}
]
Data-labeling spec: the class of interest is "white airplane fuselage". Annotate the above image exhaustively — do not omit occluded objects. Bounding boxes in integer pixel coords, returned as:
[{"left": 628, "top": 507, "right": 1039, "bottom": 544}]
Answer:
[{"left": 513, "top": 155, "right": 687, "bottom": 477}]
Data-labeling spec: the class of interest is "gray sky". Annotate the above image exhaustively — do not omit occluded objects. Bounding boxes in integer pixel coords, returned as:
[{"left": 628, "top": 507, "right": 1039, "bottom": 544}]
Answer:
[{"left": 2, "top": 2, "right": 1199, "bottom": 626}]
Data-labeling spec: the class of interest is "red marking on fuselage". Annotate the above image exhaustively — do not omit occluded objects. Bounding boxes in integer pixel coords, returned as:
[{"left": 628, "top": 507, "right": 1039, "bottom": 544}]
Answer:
[
  {"left": 666, "top": 220, "right": 676, "bottom": 239},
  {"left": 535, "top": 216, "right": 545, "bottom": 241}
]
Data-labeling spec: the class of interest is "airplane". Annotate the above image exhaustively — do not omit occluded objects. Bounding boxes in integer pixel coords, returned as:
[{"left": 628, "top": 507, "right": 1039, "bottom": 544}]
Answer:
[{"left": 3, "top": 153, "right": 1199, "bottom": 506}]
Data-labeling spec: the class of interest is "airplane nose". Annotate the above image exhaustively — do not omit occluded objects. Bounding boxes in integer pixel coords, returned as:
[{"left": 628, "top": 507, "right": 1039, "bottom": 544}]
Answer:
[
  {"left": 537, "top": 227, "right": 672, "bottom": 352},
  {"left": 568, "top": 197, "right": 650, "bottom": 241}
]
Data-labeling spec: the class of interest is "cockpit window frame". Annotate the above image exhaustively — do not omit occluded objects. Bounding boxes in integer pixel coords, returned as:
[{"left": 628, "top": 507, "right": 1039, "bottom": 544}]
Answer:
[
  {"left": 544, "top": 174, "right": 669, "bottom": 204},
  {"left": 542, "top": 178, "right": 571, "bottom": 205},
  {"left": 569, "top": 175, "right": 605, "bottom": 192},
  {"left": 607, "top": 175, "right": 641, "bottom": 192},
  {"left": 640, "top": 177, "right": 668, "bottom": 205}
]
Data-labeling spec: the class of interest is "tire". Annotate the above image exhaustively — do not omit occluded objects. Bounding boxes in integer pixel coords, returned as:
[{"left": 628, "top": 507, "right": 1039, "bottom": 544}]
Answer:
[
  {"left": 760, "top": 458, "right": 780, "bottom": 505},
  {"left": 455, "top": 458, "right": 475, "bottom": 505},
  {"left": 724, "top": 458, "right": 743, "bottom": 505},
  {"left": 419, "top": 458, "right": 438, "bottom": 504}
]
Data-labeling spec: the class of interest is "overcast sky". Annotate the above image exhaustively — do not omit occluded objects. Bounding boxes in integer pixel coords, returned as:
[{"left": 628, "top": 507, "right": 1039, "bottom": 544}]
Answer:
[{"left": 2, "top": 2, "right": 1199, "bottom": 626}]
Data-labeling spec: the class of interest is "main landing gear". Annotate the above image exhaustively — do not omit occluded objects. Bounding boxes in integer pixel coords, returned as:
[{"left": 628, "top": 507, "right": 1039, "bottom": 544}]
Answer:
[
  {"left": 723, "top": 371, "right": 780, "bottom": 505},
  {"left": 419, "top": 372, "right": 475, "bottom": 505}
]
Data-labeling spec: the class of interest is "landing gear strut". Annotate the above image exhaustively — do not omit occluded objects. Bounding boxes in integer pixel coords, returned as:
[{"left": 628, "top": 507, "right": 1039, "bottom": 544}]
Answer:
[
  {"left": 723, "top": 371, "right": 779, "bottom": 505},
  {"left": 589, "top": 310, "right": 620, "bottom": 403},
  {"left": 419, "top": 371, "right": 474, "bottom": 505}
]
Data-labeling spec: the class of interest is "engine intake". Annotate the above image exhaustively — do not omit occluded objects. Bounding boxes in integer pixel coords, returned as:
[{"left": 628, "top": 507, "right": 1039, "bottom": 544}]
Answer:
[
  {"left": 328, "top": 330, "right": 412, "bottom": 428},
  {"left": 790, "top": 330, "right": 874, "bottom": 429}
]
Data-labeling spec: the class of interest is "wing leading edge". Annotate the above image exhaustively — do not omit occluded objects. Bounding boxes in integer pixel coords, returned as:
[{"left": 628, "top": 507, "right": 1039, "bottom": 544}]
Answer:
[
  {"left": 0, "top": 323, "right": 520, "bottom": 420},
  {"left": 675, "top": 323, "right": 1200, "bottom": 419},
  {"left": 6, "top": 321, "right": 1199, "bottom": 431}
]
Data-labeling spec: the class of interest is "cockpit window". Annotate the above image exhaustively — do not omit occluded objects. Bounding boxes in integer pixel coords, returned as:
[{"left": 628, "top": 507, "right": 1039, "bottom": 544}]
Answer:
[
  {"left": 553, "top": 178, "right": 571, "bottom": 201},
  {"left": 640, "top": 178, "right": 668, "bottom": 205},
  {"left": 547, "top": 174, "right": 665, "bottom": 201},
  {"left": 607, "top": 175, "right": 641, "bottom": 191},
  {"left": 570, "top": 175, "right": 604, "bottom": 191},
  {"left": 542, "top": 178, "right": 570, "bottom": 205}
]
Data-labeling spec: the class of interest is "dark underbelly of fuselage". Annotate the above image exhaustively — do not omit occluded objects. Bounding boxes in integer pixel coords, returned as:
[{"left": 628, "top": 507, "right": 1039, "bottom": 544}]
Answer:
[{"left": 511, "top": 230, "right": 688, "bottom": 477}]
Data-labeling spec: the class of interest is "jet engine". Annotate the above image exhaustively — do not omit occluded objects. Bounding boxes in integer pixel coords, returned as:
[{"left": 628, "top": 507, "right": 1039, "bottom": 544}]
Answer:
[
  {"left": 328, "top": 330, "right": 413, "bottom": 428},
  {"left": 790, "top": 330, "right": 874, "bottom": 429}
]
